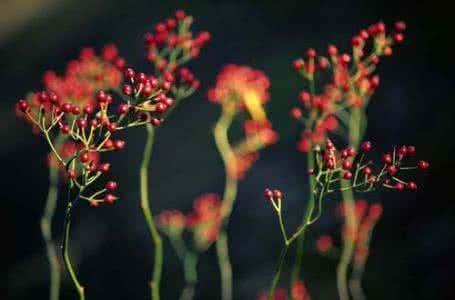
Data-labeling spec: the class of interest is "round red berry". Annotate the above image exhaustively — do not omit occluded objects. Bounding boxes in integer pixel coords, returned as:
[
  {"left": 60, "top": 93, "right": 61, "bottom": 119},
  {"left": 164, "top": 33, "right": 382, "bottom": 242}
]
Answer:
[
  {"left": 407, "top": 181, "right": 417, "bottom": 191},
  {"left": 114, "top": 140, "right": 126, "bottom": 150},
  {"left": 104, "top": 194, "right": 117, "bottom": 204},
  {"left": 106, "top": 181, "right": 118, "bottom": 192},
  {"left": 264, "top": 188, "right": 273, "bottom": 199},
  {"left": 361, "top": 141, "right": 372, "bottom": 152},
  {"left": 273, "top": 189, "right": 282, "bottom": 199},
  {"left": 395, "top": 182, "right": 404, "bottom": 191},
  {"left": 98, "top": 163, "right": 111, "bottom": 173},
  {"left": 417, "top": 160, "right": 429, "bottom": 170}
]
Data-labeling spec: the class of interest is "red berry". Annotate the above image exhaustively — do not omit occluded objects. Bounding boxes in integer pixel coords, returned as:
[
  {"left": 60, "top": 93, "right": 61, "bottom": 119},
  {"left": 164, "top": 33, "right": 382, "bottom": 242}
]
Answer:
[
  {"left": 341, "top": 53, "right": 351, "bottom": 64},
  {"left": 48, "top": 92, "right": 59, "bottom": 104},
  {"left": 76, "top": 118, "right": 88, "bottom": 128},
  {"left": 328, "top": 44, "right": 338, "bottom": 56},
  {"left": 393, "top": 33, "right": 404, "bottom": 43},
  {"left": 18, "top": 99, "right": 30, "bottom": 112},
  {"left": 141, "top": 84, "right": 153, "bottom": 97},
  {"left": 341, "top": 149, "right": 349, "bottom": 159},
  {"left": 175, "top": 9, "right": 186, "bottom": 20},
  {"left": 342, "top": 160, "right": 352, "bottom": 170},
  {"left": 38, "top": 91, "right": 49, "bottom": 103},
  {"left": 407, "top": 181, "right": 417, "bottom": 191},
  {"left": 118, "top": 104, "right": 129, "bottom": 115},
  {"left": 299, "top": 91, "right": 311, "bottom": 103},
  {"left": 122, "top": 84, "right": 133, "bottom": 95},
  {"left": 361, "top": 141, "right": 372, "bottom": 152},
  {"left": 406, "top": 145, "right": 416, "bottom": 155},
  {"left": 71, "top": 106, "right": 81, "bottom": 115},
  {"left": 96, "top": 91, "right": 108, "bottom": 103},
  {"left": 136, "top": 72, "right": 147, "bottom": 84},
  {"left": 162, "top": 81, "right": 172, "bottom": 91},
  {"left": 104, "top": 139, "right": 114, "bottom": 149},
  {"left": 382, "top": 154, "right": 393, "bottom": 164},
  {"left": 370, "top": 75, "right": 380, "bottom": 89},
  {"left": 398, "top": 145, "right": 407, "bottom": 156},
  {"left": 291, "top": 107, "right": 302, "bottom": 119},
  {"left": 150, "top": 117, "right": 161, "bottom": 127},
  {"left": 98, "top": 163, "right": 111, "bottom": 173},
  {"left": 394, "top": 21, "right": 406, "bottom": 32},
  {"left": 370, "top": 55, "right": 379, "bottom": 65},
  {"left": 83, "top": 104, "right": 94, "bottom": 114},
  {"left": 306, "top": 48, "right": 316, "bottom": 58},
  {"left": 107, "top": 122, "right": 117, "bottom": 133},
  {"left": 67, "top": 169, "right": 77, "bottom": 179},
  {"left": 273, "top": 189, "right": 282, "bottom": 199},
  {"left": 343, "top": 171, "right": 353, "bottom": 180},
  {"left": 156, "top": 102, "right": 168, "bottom": 113},
  {"left": 104, "top": 194, "right": 117, "bottom": 204},
  {"left": 264, "top": 188, "right": 273, "bottom": 199},
  {"left": 395, "top": 182, "right": 405, "bottom": 191},
  {"left": 363, "top": 167, "right": 372, "bottom": 175},
  {"left": 61, "top": 124, "right": 70, "bottom": 134},
  {"left": 347, "top": 147, "right": 356, "bottom": 157},
  {"left": 164, "top": 97, "right": 174, "bottom": 107},
  {"left": 80, "top": 152, "right": 90, "bottom": 163},
  {"left": 319, "top": 57, "right": 329, "bottom": 69},
  {"left": 417, "top": 160, "right": 429, "bottom": 170},
  {"left": 90, "top": 119, "right": 98, "bottom": 128},
  {"left": 106, "top": 181, "right": 118, "bottom": 192},
  {"left": 61, "top": 103, "right": 72, "bottom": 113},
  {"left": 292, "top": 59, "right": 304, "bottom": 71},
  {"left": 387, "top": 165, "right": 397, "bottom": 175},
  {"left": 124, "top": 68, "right": 135, "bottom": 80},
  {"left": 327, "top": 160, "right": 335, "bottom": 169},
  {"left": 114, "top": 140, "right": 126, "bottom": 150}
]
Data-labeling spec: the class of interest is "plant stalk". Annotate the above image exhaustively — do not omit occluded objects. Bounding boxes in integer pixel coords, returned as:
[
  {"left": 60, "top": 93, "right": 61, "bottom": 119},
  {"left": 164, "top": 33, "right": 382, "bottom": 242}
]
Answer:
[{"left": 140, "top": 124, "right": 163, "bottom": 300}]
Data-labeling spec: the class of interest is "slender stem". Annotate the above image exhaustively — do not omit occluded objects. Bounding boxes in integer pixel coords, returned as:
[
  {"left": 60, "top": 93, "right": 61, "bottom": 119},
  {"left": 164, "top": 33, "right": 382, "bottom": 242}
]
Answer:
[
  {"left": 62, "top": 192, "right": 85, "bottom": 300},
  {"left": 291, "top": 151, "right": 316, "bottom": 282},
  {"left": 179, "top": 252, "right": 198, "bottom": 300},
  {"left": 216, "top": 231, "right": 233, "bottom": 300},
  {"left": 268, "top": 246, "right": 289, "bottom": 300},
  {"left": 213, "top": 110, "right": 237, "bottom": 300},
  {"left": 41, "top": 136, "right": 65, "bottom": 300},
  {"left": 336, "top": 187, "right": 356, "bottom": 300},
  {"left": 337, "top": 108, "right": 363, "bottom": 300},
  {"left": 140, "top": 124, "right": 163, "bottom": 300}
]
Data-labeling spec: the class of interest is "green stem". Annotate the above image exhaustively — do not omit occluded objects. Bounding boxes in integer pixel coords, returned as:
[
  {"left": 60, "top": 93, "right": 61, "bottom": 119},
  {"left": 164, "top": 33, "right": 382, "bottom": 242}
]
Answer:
[
  {"left": 140, "top": 124, "right": 163, "bottom": 300},
  {"left": 62, "top": 192, "right": 85, "bottom": 300},
  {"left": 268, "top": 246, "right": 289, "bottom": 300},
  {"left": 216, "top": 232, "right": 233, "bottom": 300},
  {"left": 41, "top": 135, "right": 65, "bottom": 300},
  {"left": 213, "top": 110, "right": 237, "bottom": 300},
  {"left": 291, "top": 150, "right": 316, "bottom": 282},
  {"left": 179, "top": 253, "right": 198, "bottom": 300},
  {"left": 337, "top": 108, "right": 363, "bottom": 300}
]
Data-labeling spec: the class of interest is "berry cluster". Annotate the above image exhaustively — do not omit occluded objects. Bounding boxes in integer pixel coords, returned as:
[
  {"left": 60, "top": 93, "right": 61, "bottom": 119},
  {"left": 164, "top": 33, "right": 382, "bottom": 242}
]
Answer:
[
  {"left": 145, "top": 10, "right": 209, "bottom": 98},
  {"left": 258, "top": 280, "right": 311, "bottom": 300},
  {"left": 157, "top": 193, "right": 223, "bottom": 250},
  {"left": 291, "top": 21, "right": 407, "bottom": 152},
  {"left": 310, "top": 139, "right": 429, "bottom": 193},
  {"left": 209, "top": 65, "right": 277, "bottom": 179},
  {"left": 316, "top": 200, "right": 383, "bottom": 259},
  {"left": 16, "top": 47, "right": 123, "bottom": 133}
]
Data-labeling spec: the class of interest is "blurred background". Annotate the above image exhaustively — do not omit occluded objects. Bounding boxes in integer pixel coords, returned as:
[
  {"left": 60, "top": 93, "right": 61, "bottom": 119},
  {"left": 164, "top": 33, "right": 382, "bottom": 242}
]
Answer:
[{"left": 2, "top": 0, "right": 454, "bottom": 299}]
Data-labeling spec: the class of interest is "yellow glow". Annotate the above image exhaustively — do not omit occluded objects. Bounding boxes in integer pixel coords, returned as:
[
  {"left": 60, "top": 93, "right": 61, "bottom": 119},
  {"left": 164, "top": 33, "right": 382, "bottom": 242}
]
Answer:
[{"left": 243, "top": 91, "right": 266, "bottom": 121}]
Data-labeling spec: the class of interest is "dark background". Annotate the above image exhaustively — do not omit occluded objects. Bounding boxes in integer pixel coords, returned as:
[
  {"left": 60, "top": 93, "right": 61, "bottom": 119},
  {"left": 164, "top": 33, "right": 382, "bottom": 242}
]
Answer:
[{"left": 2, "top": 0, "right": 454, "bottom": 299}]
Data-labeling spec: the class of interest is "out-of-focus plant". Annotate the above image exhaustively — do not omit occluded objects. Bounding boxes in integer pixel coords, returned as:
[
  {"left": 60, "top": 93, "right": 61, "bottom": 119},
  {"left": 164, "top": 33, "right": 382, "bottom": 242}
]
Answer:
[{"left": 157, "top": 64, "right": 277, "bottom": 300}]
